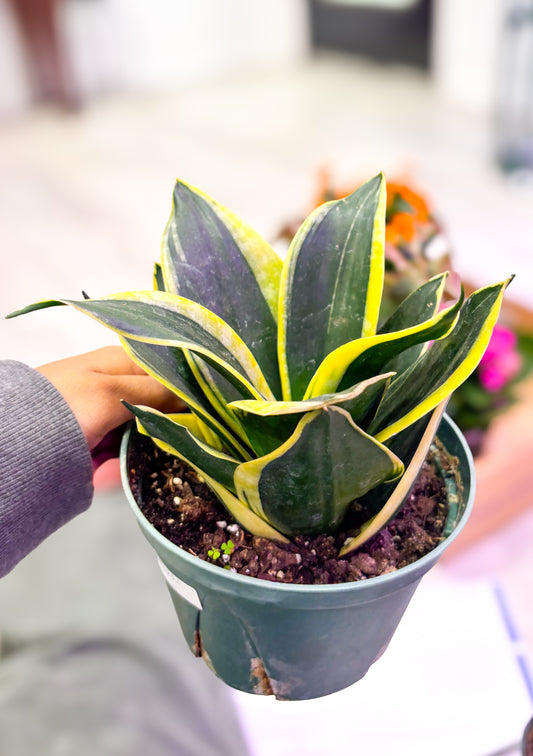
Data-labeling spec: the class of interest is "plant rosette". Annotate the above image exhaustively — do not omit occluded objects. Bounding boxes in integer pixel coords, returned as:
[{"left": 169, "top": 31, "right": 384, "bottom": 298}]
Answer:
[
  {"left": 121, "top": 414, "right": 474, "bottom": 700},
  {"left": 9, "top": 173, "right": 509, "bottom": 699}
]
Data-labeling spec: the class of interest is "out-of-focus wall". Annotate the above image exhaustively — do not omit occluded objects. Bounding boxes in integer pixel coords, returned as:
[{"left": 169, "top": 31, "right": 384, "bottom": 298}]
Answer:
[
  {"left": 0, "top": 0, "right": 310, "bottom": 116},
  {"left": 431, "top": 0, "right": 505, "bottom": 116}
]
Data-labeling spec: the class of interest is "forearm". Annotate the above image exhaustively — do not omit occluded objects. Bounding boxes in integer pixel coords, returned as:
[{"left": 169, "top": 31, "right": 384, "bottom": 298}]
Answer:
[{"left": 0, "top": 361, "right": 94, "bottom": 577}]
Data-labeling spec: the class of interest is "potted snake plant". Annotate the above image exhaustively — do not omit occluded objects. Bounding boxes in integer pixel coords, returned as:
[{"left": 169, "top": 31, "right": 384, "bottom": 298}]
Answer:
[{"left": 9, "top": 174, "right": 510, "bottom": 700}]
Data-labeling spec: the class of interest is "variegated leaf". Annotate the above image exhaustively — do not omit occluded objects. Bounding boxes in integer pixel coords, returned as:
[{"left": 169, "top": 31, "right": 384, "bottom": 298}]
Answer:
[
  {"left": 147, "top": 261, "right": 251, "bottom": 454},
  {"left": 149, "top": 258, "right": 249, "bottom": 451},
  {"left": 278, "top": 173, "right": 386, "bottom": 400},
  {"left": 234, "top": 406, "right": 404, "bottom": 537},
  {"left": 229, "top": 373, "right": 394, "bottom": 455},
  {"left": 229, "top": 373, "right": 393, "bottom": 417},
  {"left": 166, "top": 412, "right": 224, "bottom": 451},
  {"left": 162, "top": 180, "right": 282, "bottom": 396},
  {"left": 121, "top": 338, "right": 250, "bottom": 460},
  {"left": 9, "top": 292, "right": 275, "bottom": 401},
  {"left": 379, "top": 272, "right": 448, "bottom": 375},
  {"left": 339, "top": 401, "right": 447, "bottom": 555},
  {"left": 126, "top": 404, "right": 239, "bottom": 492},
  {"left": 184, "top": 351, "right": 253, "bottom": 447},
  {"left": 153, "top": 262, "right": 165, "bottom": 291},
  {"left": 369, "top": 279, "right": 511, "bottom": 442},
  {"left": 226, "top": 412, "right": 301, "bottom": 459},
  {"left": 130, "top": 406, "right": 288, "bottom": 543},
  {"left": 304, "top": 288, "right": 463, "bottom": 399}
]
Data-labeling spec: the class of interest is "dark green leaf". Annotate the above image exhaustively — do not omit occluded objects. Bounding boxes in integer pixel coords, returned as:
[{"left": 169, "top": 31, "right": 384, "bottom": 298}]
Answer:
[
  {"left": 379, "top": 273, "right": 448, "bottom": 375},
  {"left": 11, "top": 292, "right": 274, "bottom": 401},
  {"left": 125, "top": 404, "right": 239, "bottom": 492},
  {"left": 153, "top": 263, "right": 165, "bottom": 292},
  {"left": 278, "top": 173, "right": 386, "bottom": 400},
  {"left": 369, "top": 280, "right": 511, "bottom": 441},
  {"left": 339, "top": 401, "right": 447, "bottom": 555},
  {"left": 305, "top": 290, "right": 463, "bottom": 398},
  {"left": 121, "top": 338, "right": 250, "bottom": 460},
  {"left": 162, "top": 180, "right": 282, "bottom": 396},
  {"left": 234, "top": 407, "right": 403, "bottom": 536},
  {"left": 230, "top": 373, "right": 393, "bottom": 455}
]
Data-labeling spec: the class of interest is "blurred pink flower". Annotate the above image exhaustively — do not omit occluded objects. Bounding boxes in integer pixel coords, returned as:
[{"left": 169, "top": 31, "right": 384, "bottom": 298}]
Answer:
[{"left": 478, "top": 325, "right": 522, "bottom": 392}]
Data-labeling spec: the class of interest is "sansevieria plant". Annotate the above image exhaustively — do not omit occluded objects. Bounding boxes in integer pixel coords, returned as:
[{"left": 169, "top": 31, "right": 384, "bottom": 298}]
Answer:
[{"left": 9, "top": 174, "right": 510, "bottom": 556}]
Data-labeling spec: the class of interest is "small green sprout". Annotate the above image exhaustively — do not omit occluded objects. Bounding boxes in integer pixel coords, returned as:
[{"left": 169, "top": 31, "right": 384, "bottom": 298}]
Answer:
[
  {"left": 208, "top": 541, "right": 234, "bottom": 561},
  {"left": 221, "top": 540, "right": 235, "bottom": 556},
  {"left": 208, "top": 541, "right": 234, "bottom": 562}
]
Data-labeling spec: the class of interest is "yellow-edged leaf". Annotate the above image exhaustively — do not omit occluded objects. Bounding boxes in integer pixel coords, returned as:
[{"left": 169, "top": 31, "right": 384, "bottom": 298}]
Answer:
[
  {"left": 129, "top": 405, "right": 240, "bottom": 492},
  {"left": 14, "top": 292, "right": 276, "bottom": 401},
  {"left": 228, "top": 373, "right": 394, "bottom": 416},
  {"left": 133, "top": 411, "right": 288, "bottom": 543},
  {"left": 370, "top": 279, "right": 511, "bottom": 442},
  {"left": 278, "top": 174, "right": 386, "bottom": 401},
  {"left": 234, "top": 407, "right": 404, "bottom": 537},
  {"left": 185, "top": 351, "right": 253, "bottom": 446},
  {"left": 162, "top": 179, "right": 282, "bottom": 396},
  {"left": 304, "top": 290, "right": 463, "bottom": 399},
  {"left": 121, "top": 337, "right": 251, "bottom": 460},
  {"left": 339, "top": 401, "right": 447, "bottom": 555}
]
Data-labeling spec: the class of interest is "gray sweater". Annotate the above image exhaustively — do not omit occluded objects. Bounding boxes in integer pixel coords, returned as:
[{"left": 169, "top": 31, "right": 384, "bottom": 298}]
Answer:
[
  {"left": 0, "top": 361, "right": 94, "bottom": 577},
  {"left": 0, "top": 362, "right": 252, "bottom": 754}
]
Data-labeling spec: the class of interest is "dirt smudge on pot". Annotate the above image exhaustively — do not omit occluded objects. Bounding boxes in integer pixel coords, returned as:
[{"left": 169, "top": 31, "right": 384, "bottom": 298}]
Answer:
[{"left": 250, "top": 658, "right": 274, "bottom": 696}]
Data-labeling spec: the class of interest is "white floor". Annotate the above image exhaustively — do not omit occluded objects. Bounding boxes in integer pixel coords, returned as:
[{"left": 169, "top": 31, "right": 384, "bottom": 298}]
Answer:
[
  {"left": 230, "top": 572, "right": 532, "bottom": 756},
  {"left": 1, "top": 53, "right": 533, "bottom": 753}
]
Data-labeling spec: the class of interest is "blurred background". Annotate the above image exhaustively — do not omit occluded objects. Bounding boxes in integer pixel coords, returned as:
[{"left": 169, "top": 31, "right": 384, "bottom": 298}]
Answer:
[
  {"left": 1, "top": 0, "right": 532, "bottom": 365},
  {"left": 1, "top": 1, "right": 533, "bottom": 753}
]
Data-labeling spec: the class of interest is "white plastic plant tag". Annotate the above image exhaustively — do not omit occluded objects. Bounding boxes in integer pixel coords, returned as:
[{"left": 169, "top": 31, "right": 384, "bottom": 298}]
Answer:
[{"left": 157, "top": 558, "right": 203, "bottom": 611}]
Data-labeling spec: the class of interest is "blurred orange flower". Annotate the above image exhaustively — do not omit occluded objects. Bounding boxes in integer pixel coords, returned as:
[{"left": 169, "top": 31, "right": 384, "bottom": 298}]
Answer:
[{"left": 385, "top": 182, "right": 432, "bottom": 247}]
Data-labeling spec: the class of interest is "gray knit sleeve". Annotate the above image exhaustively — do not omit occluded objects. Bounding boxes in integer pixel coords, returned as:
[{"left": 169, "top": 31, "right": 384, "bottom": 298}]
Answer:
[{"left": 0, "top": 361, "right": 94, "bottom": 577}]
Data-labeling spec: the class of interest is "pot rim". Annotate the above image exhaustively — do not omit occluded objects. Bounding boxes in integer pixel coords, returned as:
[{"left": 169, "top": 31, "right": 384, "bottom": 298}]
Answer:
[{"left": 120, "top": 414, "right": 475, "bottom": 597}]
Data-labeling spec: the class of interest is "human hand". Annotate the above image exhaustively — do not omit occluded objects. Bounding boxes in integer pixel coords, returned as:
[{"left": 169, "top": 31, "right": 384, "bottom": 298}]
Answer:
[{"left": 37, "top": 346, "right": 184, "bottom": 462}]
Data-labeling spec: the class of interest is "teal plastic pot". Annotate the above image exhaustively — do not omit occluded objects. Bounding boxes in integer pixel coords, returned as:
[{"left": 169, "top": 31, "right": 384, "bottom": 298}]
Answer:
[{"left": 120, "top": 415, "right": 474, "bottom": 701}]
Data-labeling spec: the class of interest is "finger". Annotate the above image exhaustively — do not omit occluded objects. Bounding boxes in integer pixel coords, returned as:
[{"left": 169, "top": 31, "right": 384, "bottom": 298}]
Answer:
[
  {"left": 85, "top": 346, "right": 147, "bottom": 377},
  {"left": 106, "top": 373, "right": 186, "bottom": 418},
  {"left": 37, "top": 346, "right": 147, "bottom": 378}
]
